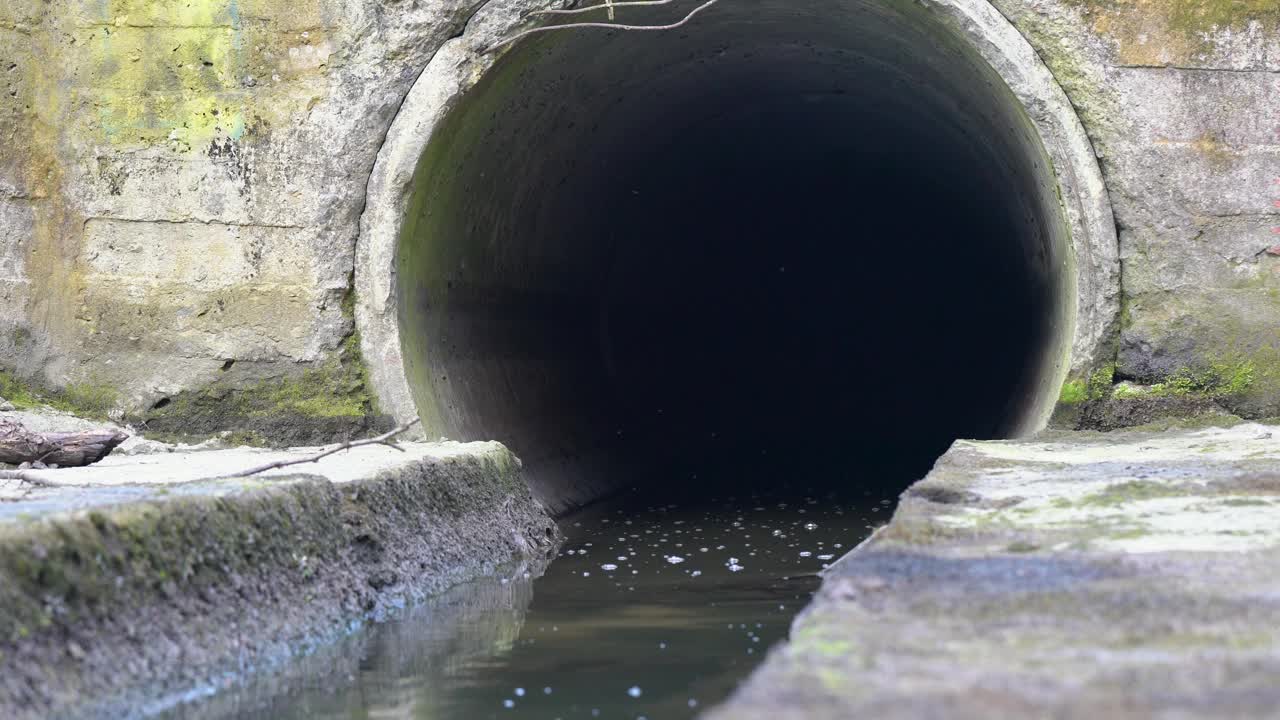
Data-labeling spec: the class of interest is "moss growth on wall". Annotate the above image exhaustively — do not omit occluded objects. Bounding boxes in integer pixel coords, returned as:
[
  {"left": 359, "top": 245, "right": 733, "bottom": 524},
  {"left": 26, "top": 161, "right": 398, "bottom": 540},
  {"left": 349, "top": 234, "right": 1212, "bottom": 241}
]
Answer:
[
  {"left": 1055, "top": 353, "right": 1271, "bottom": 431},
  {"left": 1065, "top": 0, "right": 1280, "bottom": 64},
  {"left": 1067, "top": 0, "right": 1280, "bottom": 33},
  {"left": 0, "top": 372, "right": 41, "bottom": 410},
  {"left": 1058, "top": 363, "right": 1116, "bottom": 406},
  {"left": 1142, "top": 359, "right": 1256, "bottom": 399},
  {"left": 0, "top": 371, "right": 120, "bottom": 419},
  {"left": 140, "top": 331, "right": 391, "bottom": 446},
  {"left": 1059, "top": 379, "right": 1088, "bottom": 405},
  {"left": 79, "top": 0, "right": 334, "bottom": 151}
]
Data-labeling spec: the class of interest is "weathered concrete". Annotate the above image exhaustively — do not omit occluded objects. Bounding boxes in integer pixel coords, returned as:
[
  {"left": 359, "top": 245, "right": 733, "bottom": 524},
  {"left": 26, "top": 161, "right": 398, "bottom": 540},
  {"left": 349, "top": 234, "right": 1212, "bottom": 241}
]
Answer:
[
  {"left": 359, "top": 0, "right": 1121, "bottom": 435},
  {"left": 0, "top": 0, "right": 1274, "bottom": 451},
  {"left": 989, "top": 0, "right": 1280, "bottom": 414},
  {"left": 356, "top": 0, "right": 1123, "bottom": 513},
  {"left": 0, "top": 436, "right": 559, "bottom": 720},
  {"left": 709, "top": 421, "right": 1280, "bottom": 719}
]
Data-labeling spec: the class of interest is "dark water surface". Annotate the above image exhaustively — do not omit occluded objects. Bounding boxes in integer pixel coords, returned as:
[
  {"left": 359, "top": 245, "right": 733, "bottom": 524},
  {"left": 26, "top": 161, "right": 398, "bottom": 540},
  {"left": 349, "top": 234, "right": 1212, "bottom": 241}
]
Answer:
[{"left": 167, "top": 488, "right": 889, "bottom": 719}]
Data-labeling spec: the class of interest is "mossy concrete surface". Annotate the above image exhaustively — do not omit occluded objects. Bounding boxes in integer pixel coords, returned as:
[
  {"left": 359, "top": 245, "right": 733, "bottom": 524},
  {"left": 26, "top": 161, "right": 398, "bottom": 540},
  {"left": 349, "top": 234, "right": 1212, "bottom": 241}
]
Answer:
[
  {"left": 1053, "top": 357, "right": 1277, "bottom": 432},
  {"left": 709, "top": 423, "right": 1280, "bottom": 719},
  {"left": 0, "top": 441, "right": 559, "bottom": 719}
]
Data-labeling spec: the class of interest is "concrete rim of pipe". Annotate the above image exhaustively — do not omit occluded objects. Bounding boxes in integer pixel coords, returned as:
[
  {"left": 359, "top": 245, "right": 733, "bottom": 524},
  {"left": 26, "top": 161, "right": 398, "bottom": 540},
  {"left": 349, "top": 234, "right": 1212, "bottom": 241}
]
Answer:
[{"left": 355, "top": 0, "right": 1119, "bottom": 445}]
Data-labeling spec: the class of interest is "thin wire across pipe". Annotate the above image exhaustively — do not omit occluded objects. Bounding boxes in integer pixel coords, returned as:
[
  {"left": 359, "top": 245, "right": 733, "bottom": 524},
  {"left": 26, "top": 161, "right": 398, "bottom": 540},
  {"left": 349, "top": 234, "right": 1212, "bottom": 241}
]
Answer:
[{"left": 483, "top": 0, "right": 721, "bottom": 53}]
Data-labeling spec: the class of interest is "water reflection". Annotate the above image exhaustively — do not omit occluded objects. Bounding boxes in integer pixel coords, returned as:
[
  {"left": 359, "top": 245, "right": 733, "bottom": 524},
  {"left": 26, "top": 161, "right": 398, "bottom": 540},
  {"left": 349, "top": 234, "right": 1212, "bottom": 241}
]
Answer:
[{"left": 168, "top": 490, "right": 882, "bottom": 719}]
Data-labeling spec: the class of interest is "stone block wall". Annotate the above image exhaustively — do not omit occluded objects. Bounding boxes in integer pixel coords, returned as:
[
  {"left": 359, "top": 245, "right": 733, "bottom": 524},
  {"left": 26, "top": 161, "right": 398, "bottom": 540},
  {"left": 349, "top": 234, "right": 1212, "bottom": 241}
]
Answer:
[{"left": 996, "top": 1, "right": 1280, "bottom": 417}]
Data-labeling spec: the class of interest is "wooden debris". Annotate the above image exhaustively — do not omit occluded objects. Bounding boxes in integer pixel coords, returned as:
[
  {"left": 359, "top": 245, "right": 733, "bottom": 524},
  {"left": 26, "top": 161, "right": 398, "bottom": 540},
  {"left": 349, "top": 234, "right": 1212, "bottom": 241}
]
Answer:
[{"left": 0, "top": 418, "right": 128, "bottom": 468}]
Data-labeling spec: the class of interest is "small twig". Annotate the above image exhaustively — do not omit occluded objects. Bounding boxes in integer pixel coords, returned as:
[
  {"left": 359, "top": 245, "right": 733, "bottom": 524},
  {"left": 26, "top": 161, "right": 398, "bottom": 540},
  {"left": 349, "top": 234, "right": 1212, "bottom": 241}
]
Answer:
[
  {"left": 222, "top": 418, "right": 422, "bottom": 479},
  {"left": 484, "top": 0, "right": 721, "bottom": 53},
  {"left": 533, "top": 0, "right": 680, "bottom": 16},
  {"left": 0, "top": 470, "right": 60, "bottom": 488}
]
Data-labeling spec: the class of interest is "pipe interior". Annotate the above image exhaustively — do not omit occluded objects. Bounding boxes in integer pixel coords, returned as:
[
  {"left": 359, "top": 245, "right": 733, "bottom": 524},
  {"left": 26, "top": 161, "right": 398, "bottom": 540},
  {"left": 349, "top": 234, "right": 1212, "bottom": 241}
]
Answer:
[{"left": 398, "top": 0, "right": 1072, "bottom": 513}]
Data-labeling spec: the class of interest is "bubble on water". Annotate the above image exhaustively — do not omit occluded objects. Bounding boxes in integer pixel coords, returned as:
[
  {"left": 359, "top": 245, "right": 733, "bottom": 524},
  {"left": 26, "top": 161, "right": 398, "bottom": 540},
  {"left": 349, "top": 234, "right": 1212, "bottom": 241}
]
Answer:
[
  {"left": 628, "top": 686, "right": 643, "bottom": 698},
  {"left": 772, "top": 529, "right": 784, "bottom": 537},
  {"left": 691, "top": 570, "right": 702, "bottom": 577},
  {"left": 601, "top": 563, "right": 618, "bottom": 571},
  {"left": 799, "top": 551, "right": 812, "bottom": 557},
  {"left": 503, "top": 699, "right": 514, "bottom": 708},
  {"left": 544, "top": 687, "right": 552, "bottom": 695},
  {"left": 817, "top": 554, "right": 834, "bottom": 560},
  {"left": 728, "top": 563, "right": 744, "bottom": 572},
  {"left": 804, "top": 522, "right": 818, "bottom": 530},
  {"left": 515, "top": 688, "right": 525, "bottom": 697},
  {"left": 727, "top": 557, "right": 739, "bottom": 564},
  {"left": 583, "top": 571, "right": 591, "bottom": 576},
  {"left": 666, "top": 555, "right": 685, "bottom": 564},
  {"left": 689, "top": 699, "right": 699, "bottom": 708}
]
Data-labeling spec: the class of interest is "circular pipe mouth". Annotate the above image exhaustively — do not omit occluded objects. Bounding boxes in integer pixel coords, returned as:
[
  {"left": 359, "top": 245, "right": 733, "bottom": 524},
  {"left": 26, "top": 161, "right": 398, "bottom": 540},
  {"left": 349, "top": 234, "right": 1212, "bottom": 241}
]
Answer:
[{"left": 391, "top": 0, "right": 1076, "bottom": 512}]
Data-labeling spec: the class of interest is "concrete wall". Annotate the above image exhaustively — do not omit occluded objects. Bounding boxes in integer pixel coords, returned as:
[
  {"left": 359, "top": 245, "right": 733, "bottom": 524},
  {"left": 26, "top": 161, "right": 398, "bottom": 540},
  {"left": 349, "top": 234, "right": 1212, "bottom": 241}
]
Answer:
[{"left": 1, "top": 0, "right": 1277, "bottom": 429}]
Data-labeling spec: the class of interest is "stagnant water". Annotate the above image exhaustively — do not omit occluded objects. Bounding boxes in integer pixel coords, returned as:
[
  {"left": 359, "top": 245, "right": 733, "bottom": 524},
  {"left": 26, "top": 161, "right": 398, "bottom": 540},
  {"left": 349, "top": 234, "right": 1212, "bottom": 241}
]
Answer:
[{"left": 165, "top": 488, "right": 891, "bottom": 719}]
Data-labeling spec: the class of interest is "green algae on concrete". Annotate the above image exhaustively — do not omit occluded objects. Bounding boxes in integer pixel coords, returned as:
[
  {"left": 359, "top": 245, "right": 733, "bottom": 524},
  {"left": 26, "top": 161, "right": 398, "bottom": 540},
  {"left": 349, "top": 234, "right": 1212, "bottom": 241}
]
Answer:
[
  {"left": 1063, "top": 0, "right": 1280, "bottom": 64},
  {"left": 0, "top": 370, "right": 120, "bottom": 420},
  {"left": 707, "top": 422, "right": 1280, "bottom": 720},
  {"left": 138, "top": 332, "right": 391, "bottom": 446},
  {"left": 1052, "top": 354, "right": 1274, "bottom": 431}
]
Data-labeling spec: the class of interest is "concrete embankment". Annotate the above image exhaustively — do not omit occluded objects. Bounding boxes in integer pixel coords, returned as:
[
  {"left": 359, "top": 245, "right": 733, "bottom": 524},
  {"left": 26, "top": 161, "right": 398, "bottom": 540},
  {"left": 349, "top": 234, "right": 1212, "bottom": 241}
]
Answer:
[
  {"left": 710, "top": 422, "right": 1280, "bottom": 719},
  {"left": 0, "top": 440, "right": 558, "bottom": 719}
]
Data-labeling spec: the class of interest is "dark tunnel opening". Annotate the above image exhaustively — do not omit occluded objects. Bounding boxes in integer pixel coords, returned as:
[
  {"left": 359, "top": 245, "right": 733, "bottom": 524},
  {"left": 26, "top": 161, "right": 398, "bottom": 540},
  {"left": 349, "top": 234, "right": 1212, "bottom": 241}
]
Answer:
[{"left": 397, "top": 0, "right": 1072, "bottom": 513}]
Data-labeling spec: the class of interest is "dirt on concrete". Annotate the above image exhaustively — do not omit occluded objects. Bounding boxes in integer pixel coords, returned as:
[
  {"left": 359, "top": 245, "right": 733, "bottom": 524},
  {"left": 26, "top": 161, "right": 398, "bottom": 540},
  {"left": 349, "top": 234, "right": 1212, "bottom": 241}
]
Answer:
[
  {"left": 708, "top": 422, "right": 1280, "bottom": 719},
  {"left": 0, "top": 441, "right": 559, "bottom": 720}
]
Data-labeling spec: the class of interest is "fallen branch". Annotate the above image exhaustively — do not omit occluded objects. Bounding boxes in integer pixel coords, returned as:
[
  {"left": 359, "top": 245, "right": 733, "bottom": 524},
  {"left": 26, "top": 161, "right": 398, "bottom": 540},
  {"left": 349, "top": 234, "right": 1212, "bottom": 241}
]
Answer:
[
  {"left": 0, "top": 418, "right": 128, "bottom": 468},
  {"left": 0, "top": 469, "right": 60, "bottom": 488},
  {"left": 483, "top": 0, "right": 721, "bottom": 53},
  {"left": 222, "top": 418, "right": 422, "bottom": 479}
]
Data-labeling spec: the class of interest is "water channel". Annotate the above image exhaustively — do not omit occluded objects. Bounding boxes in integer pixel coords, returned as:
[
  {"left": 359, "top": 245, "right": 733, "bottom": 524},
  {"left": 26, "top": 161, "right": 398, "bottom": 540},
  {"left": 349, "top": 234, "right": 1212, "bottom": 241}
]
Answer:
[{"left": 164, "top": 483, "right": 893, "bottom": 719}]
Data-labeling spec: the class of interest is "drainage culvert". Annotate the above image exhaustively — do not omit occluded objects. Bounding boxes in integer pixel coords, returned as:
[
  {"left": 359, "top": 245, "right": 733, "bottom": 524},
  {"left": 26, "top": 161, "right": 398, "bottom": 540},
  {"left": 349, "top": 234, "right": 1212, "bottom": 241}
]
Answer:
[{"left": 359, "top": 0, "right": 1118, "bottom": 514}]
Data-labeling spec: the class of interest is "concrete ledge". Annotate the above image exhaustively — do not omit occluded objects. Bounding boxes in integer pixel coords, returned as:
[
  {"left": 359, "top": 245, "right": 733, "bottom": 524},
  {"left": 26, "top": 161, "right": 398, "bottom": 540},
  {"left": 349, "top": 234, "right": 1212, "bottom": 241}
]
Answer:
[
  {"left": 0, "top": 442, "right": 559, "bottom": 719},
  {"left": 710, "top": 422, "right": 1280, "bottom": 719}
]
